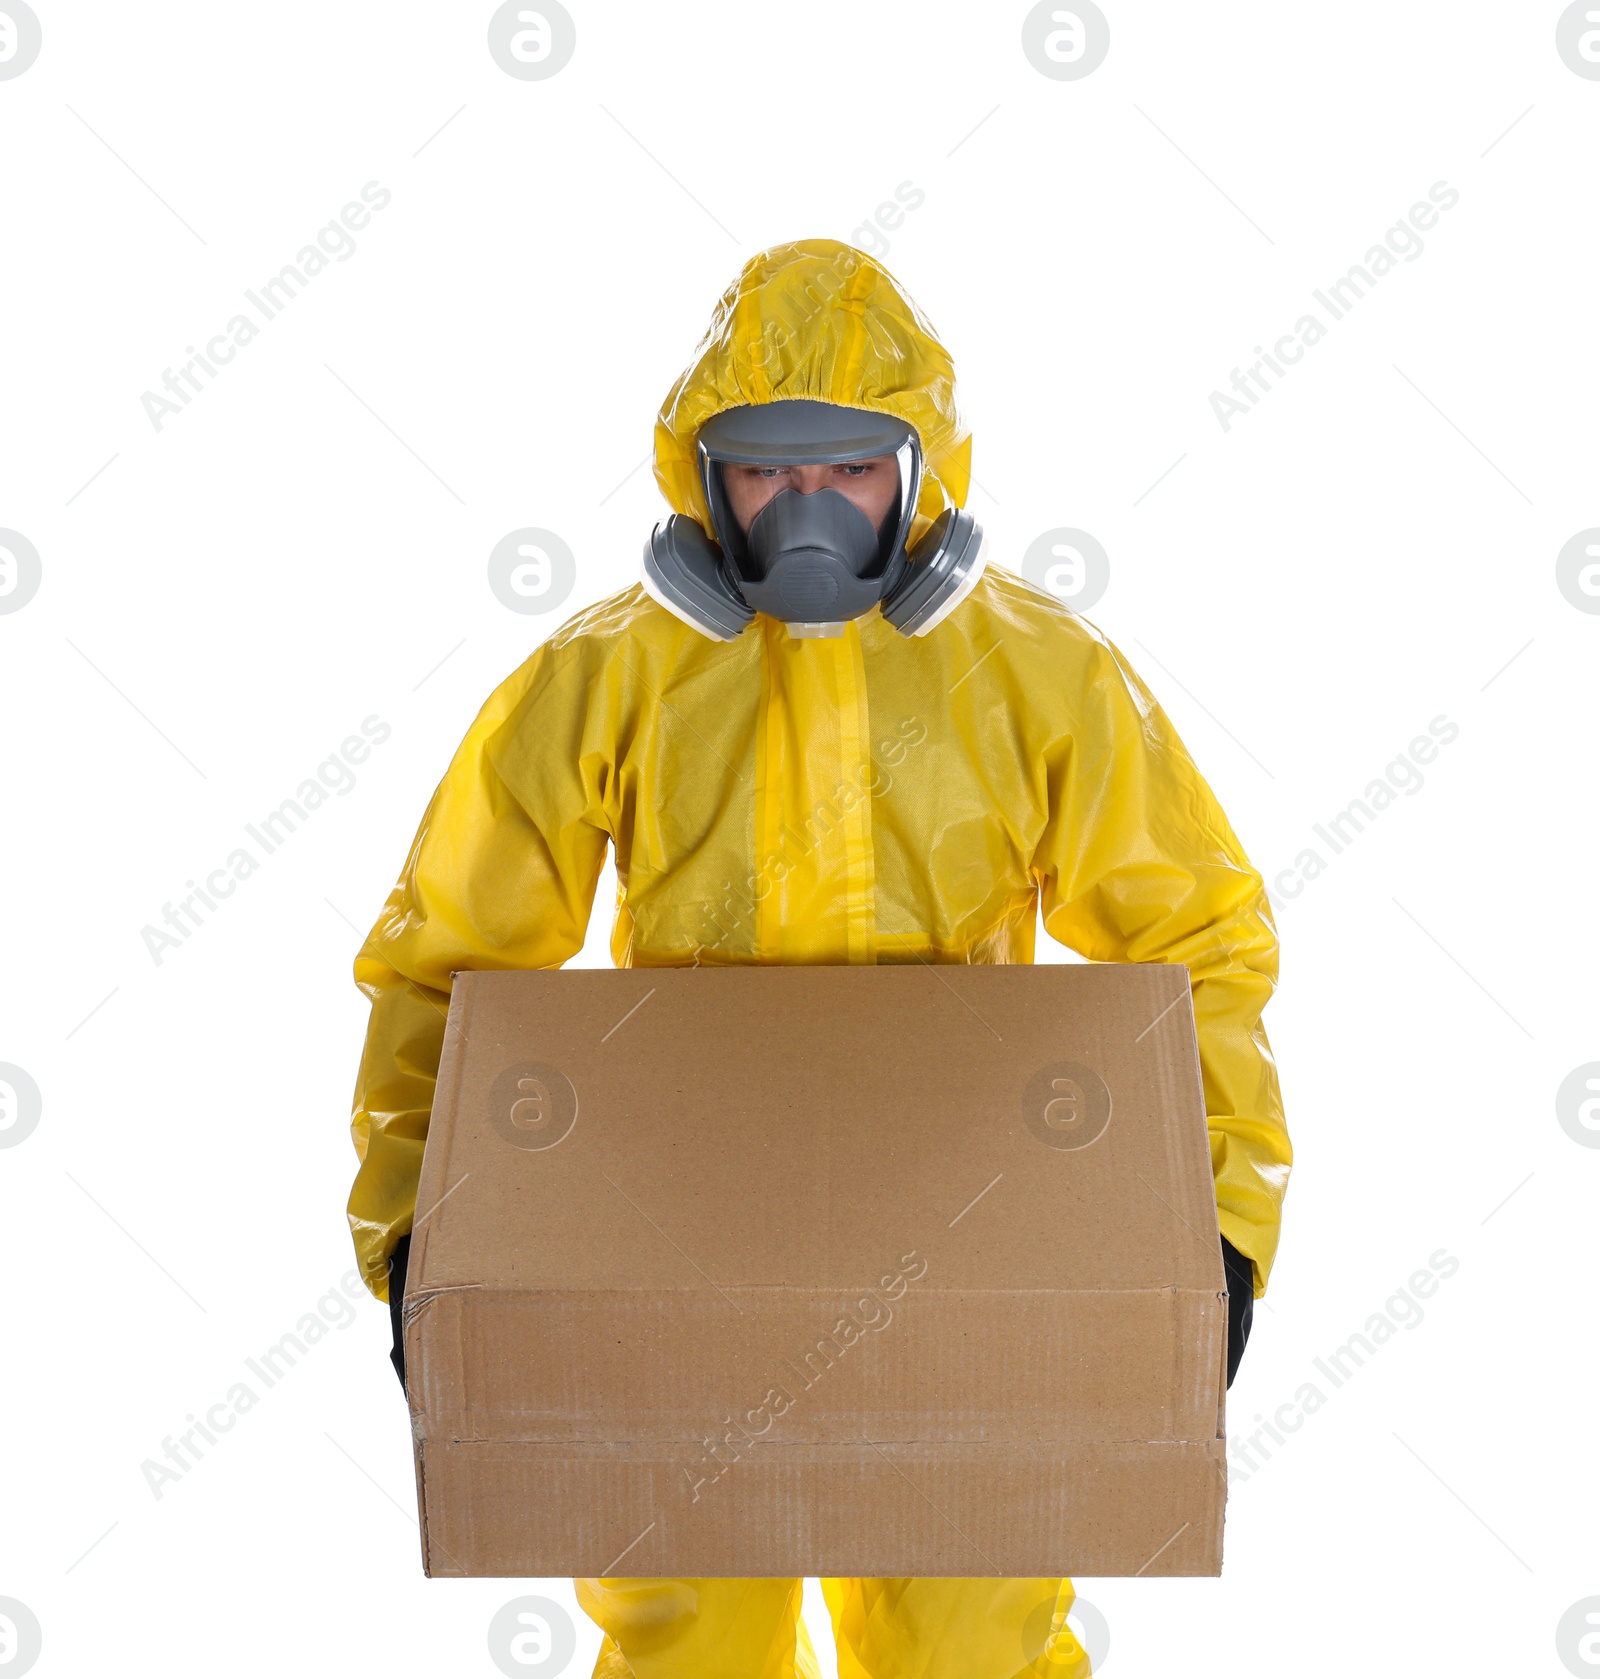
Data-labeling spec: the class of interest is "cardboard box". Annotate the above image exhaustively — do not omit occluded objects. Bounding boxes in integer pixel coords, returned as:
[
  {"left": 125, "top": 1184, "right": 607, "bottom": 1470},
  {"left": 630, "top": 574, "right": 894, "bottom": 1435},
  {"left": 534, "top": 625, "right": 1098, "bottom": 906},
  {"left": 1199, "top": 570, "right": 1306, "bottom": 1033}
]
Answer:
[{"left": 405, "top": 963, "right": 1227, "bottom": 1578}]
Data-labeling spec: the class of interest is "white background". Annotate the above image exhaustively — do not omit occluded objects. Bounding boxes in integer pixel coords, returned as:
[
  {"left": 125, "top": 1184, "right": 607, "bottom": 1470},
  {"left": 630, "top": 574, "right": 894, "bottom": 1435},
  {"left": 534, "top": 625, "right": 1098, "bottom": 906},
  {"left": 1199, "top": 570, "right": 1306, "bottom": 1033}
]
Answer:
[{"left": 2, "top": 2, "right": 1597, "bottom": 1675}]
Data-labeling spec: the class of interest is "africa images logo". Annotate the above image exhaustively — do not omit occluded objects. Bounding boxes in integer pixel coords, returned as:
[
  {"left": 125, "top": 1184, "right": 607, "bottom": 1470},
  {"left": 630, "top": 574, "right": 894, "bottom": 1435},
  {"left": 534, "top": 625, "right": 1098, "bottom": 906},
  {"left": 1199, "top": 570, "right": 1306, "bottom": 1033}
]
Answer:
[{"left": 0, "top": 2, "right": 42, "bottom": 79}]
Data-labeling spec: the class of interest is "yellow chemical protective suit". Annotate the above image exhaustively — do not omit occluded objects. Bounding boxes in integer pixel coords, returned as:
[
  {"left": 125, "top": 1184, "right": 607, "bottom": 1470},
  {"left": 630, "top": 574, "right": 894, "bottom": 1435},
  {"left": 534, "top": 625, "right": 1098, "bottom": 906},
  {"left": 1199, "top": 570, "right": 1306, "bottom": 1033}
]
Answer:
[
  {"left": 577, "top": 1576, "right": 1090, "bottom": 1679},
  {"left": 347, "top": 239, "right": 1289, "bottom": 1678}
]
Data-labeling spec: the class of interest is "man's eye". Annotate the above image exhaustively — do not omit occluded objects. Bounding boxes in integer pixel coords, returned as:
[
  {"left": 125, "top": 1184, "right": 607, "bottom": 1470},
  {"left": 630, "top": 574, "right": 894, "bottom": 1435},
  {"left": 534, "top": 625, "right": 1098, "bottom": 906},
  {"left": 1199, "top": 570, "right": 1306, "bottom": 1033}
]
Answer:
[
  {"left": 757, "top": 468, "right": 784, "bottom": 478},
  {"left": 840, "top": 464, "right": 869, "bottom": 477}
]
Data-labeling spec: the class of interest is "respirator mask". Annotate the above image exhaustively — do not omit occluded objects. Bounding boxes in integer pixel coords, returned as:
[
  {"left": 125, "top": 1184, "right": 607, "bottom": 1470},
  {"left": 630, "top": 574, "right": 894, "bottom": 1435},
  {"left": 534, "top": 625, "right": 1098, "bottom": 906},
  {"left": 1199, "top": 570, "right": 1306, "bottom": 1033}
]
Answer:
[{"left": 641, "top": 399, "right": 986, "bottom": 641}]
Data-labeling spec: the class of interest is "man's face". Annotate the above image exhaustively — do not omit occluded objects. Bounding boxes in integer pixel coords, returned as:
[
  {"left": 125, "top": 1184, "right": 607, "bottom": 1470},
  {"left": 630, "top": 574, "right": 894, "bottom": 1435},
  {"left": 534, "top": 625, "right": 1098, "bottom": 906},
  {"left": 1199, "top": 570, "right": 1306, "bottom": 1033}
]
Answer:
[{"left": 722, "top": 456, "right": 900, "bottom": 536}]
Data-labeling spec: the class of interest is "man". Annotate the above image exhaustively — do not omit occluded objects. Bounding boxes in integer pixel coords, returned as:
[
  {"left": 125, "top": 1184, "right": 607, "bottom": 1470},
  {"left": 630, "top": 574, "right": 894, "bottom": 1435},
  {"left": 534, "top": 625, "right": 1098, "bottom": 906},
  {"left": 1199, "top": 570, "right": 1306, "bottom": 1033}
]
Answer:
[{"left": 346, "top": 239, "right": 1290, "bottom": 1679}]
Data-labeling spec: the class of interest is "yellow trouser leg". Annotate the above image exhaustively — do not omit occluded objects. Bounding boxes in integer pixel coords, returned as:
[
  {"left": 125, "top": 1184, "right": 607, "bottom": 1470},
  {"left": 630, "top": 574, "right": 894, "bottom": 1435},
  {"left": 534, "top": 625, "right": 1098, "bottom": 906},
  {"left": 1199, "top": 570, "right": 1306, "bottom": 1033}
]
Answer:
[
  {"left": 576, "top": 1577, "right": 812, "bottom": 1679},
  {"left": 821, "top": 1576, "right": 1089, "bottom": 1679},
  {"left": 578, "top": 1575, "right": 1086, "bottom": 1679}
]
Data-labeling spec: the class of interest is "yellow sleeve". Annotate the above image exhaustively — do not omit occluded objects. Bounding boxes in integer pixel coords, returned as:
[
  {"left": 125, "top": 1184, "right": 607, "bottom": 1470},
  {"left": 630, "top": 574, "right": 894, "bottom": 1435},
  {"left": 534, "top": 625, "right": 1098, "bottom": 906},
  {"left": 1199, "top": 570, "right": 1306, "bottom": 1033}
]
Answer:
[
  {"left": 1033, "top": 634, "right": 1291, "bottom": 1295},
  {"left": 346, "top": 642, "right": 614, "bottom": 1299}
]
